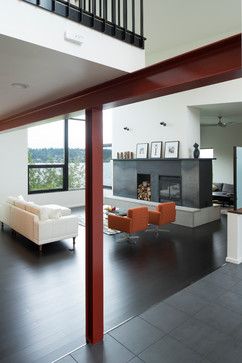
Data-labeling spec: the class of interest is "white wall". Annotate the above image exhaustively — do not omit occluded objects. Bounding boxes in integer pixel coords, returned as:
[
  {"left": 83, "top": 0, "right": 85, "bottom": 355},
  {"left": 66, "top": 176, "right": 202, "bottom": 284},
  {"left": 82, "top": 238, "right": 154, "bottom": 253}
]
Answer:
[
  {"left": 0, "top": 128, "right": 85, "bottom": 207},
  {"left": 112, "top": 79, "right": 242, "bottom": 160},
  {"left": 146, "top": 32, "right": 239, "bottom": 65},
  {"left": 0, "top": 0, "right": 144, "bottom": 73},
  {"left": 0, "top": 129, "right": 27, "bottom": 204},
  {"left": 201, "top": 122, "right": 242, "bottom": 184},
  {"left": 112, "top": 98, "right": 200, "bottom": 159}
]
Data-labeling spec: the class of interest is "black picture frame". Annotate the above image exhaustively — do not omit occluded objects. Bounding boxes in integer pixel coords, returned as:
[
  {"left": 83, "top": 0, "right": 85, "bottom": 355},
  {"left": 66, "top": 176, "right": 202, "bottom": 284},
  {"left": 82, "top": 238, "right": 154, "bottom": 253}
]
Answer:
[
  {"left": 150, "top": 141, "right": 163, "bottom": 158},
  {"left": 164, "top": 141, "right": 180, "bottom": 159},
  {"left": 136, "top": 143, "right": 149, "bottom": 159}
]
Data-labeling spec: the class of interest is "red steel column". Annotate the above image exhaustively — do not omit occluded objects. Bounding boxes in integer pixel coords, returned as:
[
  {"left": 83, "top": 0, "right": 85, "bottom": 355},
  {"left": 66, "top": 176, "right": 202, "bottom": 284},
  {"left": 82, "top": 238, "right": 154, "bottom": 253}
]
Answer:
[{"left": 85, "top": 106, "right": 104, "bottom": 344}]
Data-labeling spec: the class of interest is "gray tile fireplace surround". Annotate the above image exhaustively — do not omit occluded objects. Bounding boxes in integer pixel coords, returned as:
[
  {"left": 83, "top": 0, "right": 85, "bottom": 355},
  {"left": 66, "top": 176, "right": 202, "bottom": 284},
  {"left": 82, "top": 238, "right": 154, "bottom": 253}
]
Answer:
[
  {"left": 110, "top": 158, "right": 220, "bottom": 227},
  {"left": 113, "top": 159, "right": 214, "bottom": 209}
]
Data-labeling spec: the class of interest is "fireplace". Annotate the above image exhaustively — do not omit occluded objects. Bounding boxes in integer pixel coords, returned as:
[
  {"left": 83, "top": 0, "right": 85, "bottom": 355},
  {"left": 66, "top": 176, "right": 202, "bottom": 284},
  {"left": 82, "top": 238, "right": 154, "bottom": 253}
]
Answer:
[
  {"left": 159, "top": 176, "right": 181, "bottom": 204},
  {"left": 137, "top": 174, "right": 151, "bottom": 201}
]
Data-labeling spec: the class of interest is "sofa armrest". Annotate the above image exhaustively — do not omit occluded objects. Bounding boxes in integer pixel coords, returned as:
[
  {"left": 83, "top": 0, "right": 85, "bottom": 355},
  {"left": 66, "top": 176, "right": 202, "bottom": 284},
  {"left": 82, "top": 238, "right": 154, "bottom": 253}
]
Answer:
[
  {"left": 35, "top": 215, "right": 79, "bottom": 242},
  {"left": 108, "top": 214, "right": 132, "bottom": 233}
]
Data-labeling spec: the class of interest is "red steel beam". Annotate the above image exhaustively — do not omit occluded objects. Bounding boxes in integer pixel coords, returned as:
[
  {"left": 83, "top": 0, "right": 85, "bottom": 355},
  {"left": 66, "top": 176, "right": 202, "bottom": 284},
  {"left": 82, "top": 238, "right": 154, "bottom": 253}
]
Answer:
[
  {"left": 85, "top": 107, "right": 104, "bottom": 344},
  {"left": 0, "top": 34, "right": 241, "bottom": 132}
]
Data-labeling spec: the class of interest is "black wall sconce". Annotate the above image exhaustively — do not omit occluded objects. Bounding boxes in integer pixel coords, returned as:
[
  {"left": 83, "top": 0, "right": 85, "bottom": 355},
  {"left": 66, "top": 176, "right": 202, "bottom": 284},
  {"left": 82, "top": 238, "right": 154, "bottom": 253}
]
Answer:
[
  {"left": 123, "top": 126, "right": 130, "bottom": 131},
  {"left": 160, "top": 122, "right": 167, "bottom": 127}
]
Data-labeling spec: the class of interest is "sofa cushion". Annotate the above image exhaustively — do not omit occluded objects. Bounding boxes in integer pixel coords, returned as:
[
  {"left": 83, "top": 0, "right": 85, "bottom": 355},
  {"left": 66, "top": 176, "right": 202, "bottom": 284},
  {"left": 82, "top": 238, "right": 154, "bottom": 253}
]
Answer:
[
  {"left": 7, "top": 196, "right": 18, "bottom": 205},
  {"left": 48, "top": 208, "right": 62, "bottom": 219},
  {"left": 222, "top": 183, "right": 234, "bottom": 194},
  {"left": 25, "top": 204, "right": 49, "bottom": 221},
  {"left": 15, "top": 200, "right": 28, "bottom": 210},
  {"left": 213, "top": 183, "right": 223, "bottom": 191},
  {"left": 43, "top": 204, "right": 71, "bottom": 217}
]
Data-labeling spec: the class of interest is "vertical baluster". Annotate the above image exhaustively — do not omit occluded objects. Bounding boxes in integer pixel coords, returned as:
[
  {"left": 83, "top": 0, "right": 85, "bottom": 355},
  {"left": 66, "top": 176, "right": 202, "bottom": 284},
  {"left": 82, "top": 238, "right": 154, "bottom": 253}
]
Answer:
[
  {"left": 103, "top": 0, "right": 107, "bottom": 20},
  {"left": 112, "top": 0, "right": 116, "bottom": 25},
  {"left": 84, "top": 0, "right": 86, "bottom": 11},
  {"left": 123, "top": 0, "right": 127, "bottom": 31},
  {"left": 140, "top": 0, "right": 144, "bottom": 37},
  {"left": 99, "top": 0, "right": 102, "bottom": 17},
  {"left": 92, "top": 0, "right": 96, "bottom": 16},
  {"left": 118, "top": 0, "right": 120, "bottom": 26},
  {"left": 67, "top": 0, "right": 70, "bottom": 17},
  {"left": 88, "top": 0, "right": 91, "bottom": 12},
  {"left": 132, "top": 0, "right": 135, "bottom": 34},
  {"left": 79, "top": 0, "right": 83, "bottom": 20}
]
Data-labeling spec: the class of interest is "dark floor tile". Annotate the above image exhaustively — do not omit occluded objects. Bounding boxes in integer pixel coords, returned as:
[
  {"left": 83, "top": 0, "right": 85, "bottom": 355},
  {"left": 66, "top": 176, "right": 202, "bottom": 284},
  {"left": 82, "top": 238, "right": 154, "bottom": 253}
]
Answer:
[
  {"left": 140, "top": 302, "right": 189, "bottom": 333},
  {"left": 228, "top": 279, "right": 242, "bottom": 297},
  {"left": 217, "top": 290, "right": 242, "bottom": 315},
  {"left": 56, "top": 355, "right": 77, "bottom": 363},
  {"left": 206, "top": 339, "right": 242, "bottom": 363},
  {"left": 202, "top": 268, "right": 241, "bottom": 289},
  {"left": 221, "top": 263, "right": 242, "bottom": 279},
  {"left": 163, "top": 290, "right": 208, "bottom": 315},
  {"left": 139, "top": 335, "right": 209, "bottom": 363},
  {"left": 170, "top": 317, "right": 232, "bottom": 357},
  {"left": 109, "top": 316, "right": 164, "bottom": 355},
  {"left": 71, "top": 335, "right": 134, "bottom": 363},
  {"left": 194, "top": 303, "right": 242, "bottom": 334},
  {"left": 184, "top": 279, "right": 228, "bottom": 302},
  {"left": 128, "top": 358, "right": 144, "bottom": 363}
]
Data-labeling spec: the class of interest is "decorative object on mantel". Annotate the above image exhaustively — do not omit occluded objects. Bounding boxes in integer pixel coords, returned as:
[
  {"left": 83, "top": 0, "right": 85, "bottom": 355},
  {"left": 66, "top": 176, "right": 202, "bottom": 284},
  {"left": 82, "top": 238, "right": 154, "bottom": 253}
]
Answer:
[
  {"left": 164, "top": 141, "right": 180, "bottom": 159},
  {"left": 150, "top": 141, "right": 162, "bottom": 158},
  {"left": 136, "top": 143, "right": 149, "bottom": 159},
  {"left": 117, "top": 151, "right": 134, "bottom": 159},
  {"left": 193, "top": 143, "right": 200, "bottom": 158}
]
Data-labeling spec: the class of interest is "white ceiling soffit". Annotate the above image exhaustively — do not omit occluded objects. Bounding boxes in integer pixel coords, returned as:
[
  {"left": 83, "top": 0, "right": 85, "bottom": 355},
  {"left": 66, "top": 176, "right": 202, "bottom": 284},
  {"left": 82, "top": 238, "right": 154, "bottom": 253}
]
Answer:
[
  {"left": 197, "top": 102, "right": 242, "bottom": 117},
  {"left": 195, "top": 102, "right": 242, "bottom": 125},
  {"left": 0, "top": 35, "right": 125, "bottom": 119},
  {"left": 144, "top": 0, "right": 241, "bottom": 55}
]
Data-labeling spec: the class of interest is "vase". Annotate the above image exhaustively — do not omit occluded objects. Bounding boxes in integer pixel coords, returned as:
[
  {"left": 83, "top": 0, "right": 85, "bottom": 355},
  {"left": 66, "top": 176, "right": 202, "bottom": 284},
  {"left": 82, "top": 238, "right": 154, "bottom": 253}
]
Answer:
[{"left": 193, "top": 143, "right": 200, "bottom": 159}]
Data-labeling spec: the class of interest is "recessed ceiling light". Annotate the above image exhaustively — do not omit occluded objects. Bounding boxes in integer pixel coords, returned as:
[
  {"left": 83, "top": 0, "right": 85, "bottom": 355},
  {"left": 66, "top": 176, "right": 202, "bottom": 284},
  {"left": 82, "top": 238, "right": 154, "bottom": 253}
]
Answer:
[{"left": 11, "top": 82, "right": 30, "bottom": 89}]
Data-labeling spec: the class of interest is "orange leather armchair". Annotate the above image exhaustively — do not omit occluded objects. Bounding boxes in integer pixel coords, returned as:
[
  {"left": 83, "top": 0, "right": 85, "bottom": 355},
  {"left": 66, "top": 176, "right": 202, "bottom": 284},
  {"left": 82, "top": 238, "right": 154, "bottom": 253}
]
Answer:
[
  {"left": 108, "top": 207, "right": 149, "bottom": 239},
  {"left": 148, "top": 202, "right": 176, "bottom": 231}
]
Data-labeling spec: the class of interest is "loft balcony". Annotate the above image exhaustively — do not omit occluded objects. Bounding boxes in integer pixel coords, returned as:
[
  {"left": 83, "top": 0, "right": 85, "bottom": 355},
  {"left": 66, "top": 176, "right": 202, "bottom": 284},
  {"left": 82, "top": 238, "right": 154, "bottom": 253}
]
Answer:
[{"left": 22, "top": 0, "right": 145, "bottom": 49}]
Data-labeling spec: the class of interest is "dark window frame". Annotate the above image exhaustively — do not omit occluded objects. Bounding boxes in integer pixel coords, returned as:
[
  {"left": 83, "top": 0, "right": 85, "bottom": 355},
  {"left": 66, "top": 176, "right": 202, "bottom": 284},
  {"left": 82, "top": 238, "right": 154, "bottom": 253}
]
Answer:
[
  {"left": 28, "top": 118, "right": 112, "bottom": 194},
  {"left": 103, "top": 143, "right": 112, "bottom": 190},
  {"left": 28, "top": 118, "right": 86, "bottom": 194}
]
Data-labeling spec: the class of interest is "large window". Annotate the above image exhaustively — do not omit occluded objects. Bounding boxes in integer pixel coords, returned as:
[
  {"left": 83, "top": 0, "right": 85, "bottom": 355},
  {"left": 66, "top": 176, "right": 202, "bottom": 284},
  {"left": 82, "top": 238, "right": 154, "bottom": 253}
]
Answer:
[
  {"left": 28, "top": 118, "right": 85, "bottom": 194},
  {"left": 28, "top": 112, "right": 113, "bottom": 193},
  {"left": 68, "top": 119, "right": 85, "bottom": 190}
]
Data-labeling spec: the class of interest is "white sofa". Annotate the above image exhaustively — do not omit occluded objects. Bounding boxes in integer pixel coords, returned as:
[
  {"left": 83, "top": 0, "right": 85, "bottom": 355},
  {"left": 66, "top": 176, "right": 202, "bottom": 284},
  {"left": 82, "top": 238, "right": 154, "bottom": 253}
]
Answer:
[{"left": 0, "top": 197, "right": 79, "bottom": 252}]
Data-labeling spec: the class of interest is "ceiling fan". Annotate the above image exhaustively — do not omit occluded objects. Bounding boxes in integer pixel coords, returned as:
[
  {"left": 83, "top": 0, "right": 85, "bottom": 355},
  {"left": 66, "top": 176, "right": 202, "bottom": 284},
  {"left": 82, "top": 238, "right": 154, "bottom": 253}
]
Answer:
[{"left": 201, "top": 115, "right": 235, "bottom": 127}]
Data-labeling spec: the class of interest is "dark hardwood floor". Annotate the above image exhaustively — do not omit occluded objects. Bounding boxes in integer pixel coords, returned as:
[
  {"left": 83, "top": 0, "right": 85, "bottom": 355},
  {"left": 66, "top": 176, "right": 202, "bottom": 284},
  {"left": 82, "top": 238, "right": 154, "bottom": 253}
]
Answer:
[{"left": 0, "top": 210, "right": 227, "bottom": 363}]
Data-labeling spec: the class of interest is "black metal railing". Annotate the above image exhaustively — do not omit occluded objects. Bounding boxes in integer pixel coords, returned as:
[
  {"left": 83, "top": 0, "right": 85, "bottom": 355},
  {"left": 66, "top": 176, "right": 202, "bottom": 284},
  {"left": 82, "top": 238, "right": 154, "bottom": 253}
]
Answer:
[{"left": 22, "top": 0, "right": 145, "bottom": 48}]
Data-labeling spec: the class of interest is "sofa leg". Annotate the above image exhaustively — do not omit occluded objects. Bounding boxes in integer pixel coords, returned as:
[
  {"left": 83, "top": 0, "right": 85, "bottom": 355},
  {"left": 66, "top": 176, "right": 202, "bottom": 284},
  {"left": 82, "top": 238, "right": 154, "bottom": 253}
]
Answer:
[
  {"left": 69, "top": 237, "right": 76, "bottom": 252},
  {"left": 39, "top": 245, "right": 43, "bottom": 254},
  {"left": 1, "top": 222, "right": 3, "bottom": 230}
]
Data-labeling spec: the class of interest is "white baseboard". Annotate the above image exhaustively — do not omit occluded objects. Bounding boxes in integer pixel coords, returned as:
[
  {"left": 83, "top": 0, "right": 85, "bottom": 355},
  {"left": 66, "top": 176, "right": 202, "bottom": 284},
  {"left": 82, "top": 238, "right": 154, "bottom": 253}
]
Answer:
[{"left": 226, "top": 257, "right": 242, "bottom": 265}]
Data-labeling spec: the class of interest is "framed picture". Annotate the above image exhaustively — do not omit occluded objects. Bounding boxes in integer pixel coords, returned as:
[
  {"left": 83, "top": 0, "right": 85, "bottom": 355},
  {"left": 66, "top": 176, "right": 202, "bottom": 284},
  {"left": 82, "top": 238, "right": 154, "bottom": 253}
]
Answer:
[
  {"left": 164, "top": 141, "right": 180, "bottom": 159},
  {"left": 150, "top": 141, "right": 162, "bottom": 158},
  {"left": 136, "top": 143, "right": 149, "bottom": 159}
]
